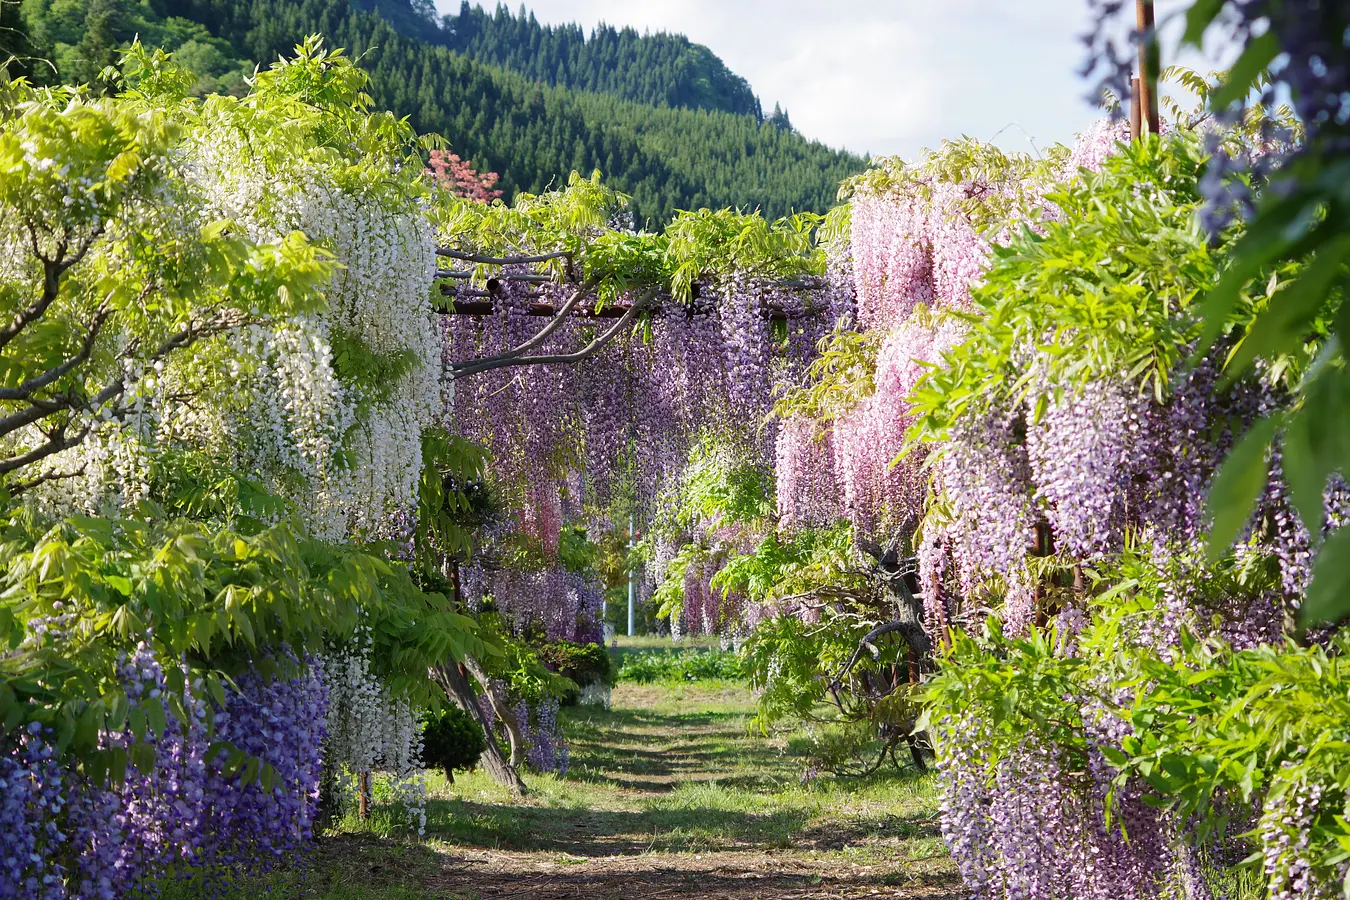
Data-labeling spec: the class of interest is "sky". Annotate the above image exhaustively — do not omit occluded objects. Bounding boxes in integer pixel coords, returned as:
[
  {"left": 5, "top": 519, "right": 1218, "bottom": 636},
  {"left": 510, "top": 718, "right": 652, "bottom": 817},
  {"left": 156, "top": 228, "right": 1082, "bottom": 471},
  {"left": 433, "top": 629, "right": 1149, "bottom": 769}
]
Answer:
[{"left": 433, "top": 1, "right": 1223, "bottom": 161}]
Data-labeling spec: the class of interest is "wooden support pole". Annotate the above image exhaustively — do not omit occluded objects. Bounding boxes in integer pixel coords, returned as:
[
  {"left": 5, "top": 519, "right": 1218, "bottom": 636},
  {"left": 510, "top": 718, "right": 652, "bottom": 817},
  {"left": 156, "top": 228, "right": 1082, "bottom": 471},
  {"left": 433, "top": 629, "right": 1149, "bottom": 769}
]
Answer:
[
  {"left": 1136, "top": 0, "right": 1160, "bottom": 135},
  {"left": 358, "top": 770, "right": 371, "bottom": 819}
]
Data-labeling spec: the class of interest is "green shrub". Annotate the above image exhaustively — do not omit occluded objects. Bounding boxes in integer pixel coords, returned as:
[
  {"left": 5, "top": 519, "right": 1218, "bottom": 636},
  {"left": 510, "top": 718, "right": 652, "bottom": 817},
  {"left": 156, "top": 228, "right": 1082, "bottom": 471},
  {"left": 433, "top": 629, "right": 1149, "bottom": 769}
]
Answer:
[
  {"left": 616, "top": 648, "right": 745, "bottom": 683},
  {"left": 536, "top": 640, "right": 616, "bottom": 706},
  {"left": 420, "top": 706, "right": 486, "bottom": 781}
]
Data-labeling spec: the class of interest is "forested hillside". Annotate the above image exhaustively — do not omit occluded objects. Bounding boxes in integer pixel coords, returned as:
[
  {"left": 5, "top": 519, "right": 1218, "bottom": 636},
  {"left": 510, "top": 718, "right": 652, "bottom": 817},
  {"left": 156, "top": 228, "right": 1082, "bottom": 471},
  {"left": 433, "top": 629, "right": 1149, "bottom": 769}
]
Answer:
[
  {"left": 436, "top": 2, "right": 764, "bottom": 118},
  {"left": 11, "top": 0, "right": 862, "bottom": 225}
]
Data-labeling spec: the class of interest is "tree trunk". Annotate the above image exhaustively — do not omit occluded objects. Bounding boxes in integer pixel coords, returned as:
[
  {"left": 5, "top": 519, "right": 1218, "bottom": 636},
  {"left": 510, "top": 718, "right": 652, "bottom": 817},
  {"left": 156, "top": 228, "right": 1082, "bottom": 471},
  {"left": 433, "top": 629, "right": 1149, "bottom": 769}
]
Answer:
[
  {"left": 865, "top": 545, "right": 934, "bottom": 676},
  {"left": 439, "top": 557, "right": 528, "bottom": 794},
  {"left": 432, "top": 662, "right": 528, "bottom": 796},
  {"left": 461, "top": 654, "right": 527, "bottom": 769}
]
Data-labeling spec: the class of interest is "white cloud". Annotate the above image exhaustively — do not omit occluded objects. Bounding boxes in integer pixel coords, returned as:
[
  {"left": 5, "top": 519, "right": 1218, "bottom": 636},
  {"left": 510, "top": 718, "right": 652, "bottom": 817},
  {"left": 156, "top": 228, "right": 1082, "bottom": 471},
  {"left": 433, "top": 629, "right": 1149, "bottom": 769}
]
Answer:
[{"left": 434, "top": 1, "right": 1230, "bottom": 159}]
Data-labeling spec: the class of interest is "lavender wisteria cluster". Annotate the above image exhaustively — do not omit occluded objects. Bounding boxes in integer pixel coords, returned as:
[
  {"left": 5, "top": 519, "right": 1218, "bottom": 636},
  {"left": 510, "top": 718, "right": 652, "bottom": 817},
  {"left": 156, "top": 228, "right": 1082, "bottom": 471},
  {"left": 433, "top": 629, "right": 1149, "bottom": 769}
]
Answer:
[
  {"left": 762, "top": 105, "right": 1348, "bottom": 898},
  {"left": 0, "top": 649, "right": 327, "bottom": 898},
  {"left": 440, "top": 256, "right": 835, "bottom": 643},
  {"left": 442, "top": 275, "right": 832, "bottom": 529}
]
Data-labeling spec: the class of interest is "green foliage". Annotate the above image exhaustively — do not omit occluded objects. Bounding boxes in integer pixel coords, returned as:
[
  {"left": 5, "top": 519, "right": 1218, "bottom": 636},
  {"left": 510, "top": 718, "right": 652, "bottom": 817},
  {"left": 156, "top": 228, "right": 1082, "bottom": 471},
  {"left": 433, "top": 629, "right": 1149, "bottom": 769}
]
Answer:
[
  {"left": 1177, "top": 1, "right": 1350, "bottom": 622},
  {"left": 437, "top": 178, "right": 830, "bottom": 306},
  {"left": 477, "top": 613, "right": 576, "bottom": 704},
  {"left": 330, "top": 328, "right": 419, "bottom": 404},
  {"left": 0, "top": 507, "right": 486, "bottom": 779},
  {"left": 925, "top": 618, "right": 1350, "bottom": 889},
  {"left": 647, "top": 541, "right": 702, "bottom": 628},
  {"left": 800, "top": 716, "right": 921, "bottom": 778},
  {"left": 917, "top": 535, "right": 1350, "bottom": 887},
  {"left": 0, "top": 38, "right": 498, "bottom": 792},
  {"left": 147, "top": 450, "right": 290, "bottom": 533},
  {"left": 435, "top": 2, "right": 762, "bottom": 118},
  {"left": 0, "top": 79, "right": 336, "bottom": 494},
  {"left": 772, "top": 326, "right": 883, "bottom": 425},
  {"left": 713, "top": 524, "right": 860, "bottom": 607},
  {"left": 909, "top": 135, "right": 1234, "bottom": 447},
  {"left": 743, "top": 609, "right": 904, "bottom": 728},
  {"left": 556, "top": 526, "right": 598, "bottom": 577},
  {"left": 842, "top": 137, "right": 1067, "bottom": 233},
  {"left": 16, "top": 0, "right": 252, "bottom": 93},
  {"left": 920, "top": 620, "right": 1090, "bottom": 768},
  {"left": 669, "top": 436, "right": 776, "bottom": 531},
  {"left": 743, "top": 615, "right": 841, "bottom": 722},
  {"left": 662, "top": 207, "right": 825, "bottom": 304},
  {"left": 419, "top": 703, "right": 485, "bottom": 780},
  {"left": 414, "top": 431, "right": 492, "bottom": 571},
  {"left": 615, "top": 647, "right": 744, "bottom": 684},
  {"left": 641, "top": 436, "right": 785, "bottom": 633}
]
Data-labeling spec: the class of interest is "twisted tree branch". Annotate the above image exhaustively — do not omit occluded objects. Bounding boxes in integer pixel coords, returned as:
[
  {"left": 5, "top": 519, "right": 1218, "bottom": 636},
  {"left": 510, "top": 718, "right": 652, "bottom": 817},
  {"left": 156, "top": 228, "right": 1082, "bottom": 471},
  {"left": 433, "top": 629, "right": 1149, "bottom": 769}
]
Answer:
[
  {"left": 459, "top": 283, "right": 593, "bottom": 371},
  {"left": 0, "top": 422, "right": 92, "bottom": 475},
  {"left": 452, "top": 288, "right": 656, "bottom": 378}
]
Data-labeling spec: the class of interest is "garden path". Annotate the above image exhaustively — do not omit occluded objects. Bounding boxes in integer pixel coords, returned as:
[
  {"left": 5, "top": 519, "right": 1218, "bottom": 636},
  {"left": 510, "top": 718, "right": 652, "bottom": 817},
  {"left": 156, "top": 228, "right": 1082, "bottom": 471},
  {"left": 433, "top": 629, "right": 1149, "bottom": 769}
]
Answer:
[{"left": 315, "top": 673, "right": 961, "bottom": 899}]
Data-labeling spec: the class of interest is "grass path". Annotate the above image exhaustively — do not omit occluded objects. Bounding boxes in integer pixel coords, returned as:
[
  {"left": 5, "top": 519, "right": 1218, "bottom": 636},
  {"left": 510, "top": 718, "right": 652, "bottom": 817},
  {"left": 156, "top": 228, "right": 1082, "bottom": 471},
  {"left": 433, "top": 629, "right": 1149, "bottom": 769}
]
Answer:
[{"left": 316, "top": 679, "right": 961, "bottom": 899}]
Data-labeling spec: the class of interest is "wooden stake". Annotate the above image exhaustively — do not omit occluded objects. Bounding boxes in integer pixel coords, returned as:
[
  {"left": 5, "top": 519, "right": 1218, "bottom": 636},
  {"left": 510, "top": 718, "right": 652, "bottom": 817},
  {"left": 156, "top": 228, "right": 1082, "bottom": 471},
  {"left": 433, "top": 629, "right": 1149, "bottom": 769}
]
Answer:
[
  {"left": 1130, "top": 77, "right": 1144, "bottom": 141},
  {"left": 1031, "top": 522, "right": 1055, "bottom": 628},
  {"left": 358, "top": 770, "right": 371, "bottom": 820}
]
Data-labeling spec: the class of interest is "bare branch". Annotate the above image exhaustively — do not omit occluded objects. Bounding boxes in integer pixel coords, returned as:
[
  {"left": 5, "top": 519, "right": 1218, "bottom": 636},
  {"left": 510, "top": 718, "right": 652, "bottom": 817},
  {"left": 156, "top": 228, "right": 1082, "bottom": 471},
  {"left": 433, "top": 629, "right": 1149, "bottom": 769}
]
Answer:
[
  {"left": 458, "top": 284, "right": 592, "bottom": 371},
  {"left": 0, "top": 225, "right": 103, "bottom": 351},
  {"left": 829, "top": 620, "right": 908, "bottom": 692},
  {"left": 0, "top": 308, "right": 251, "bottom": 464},
  {"left": 0, "top": 396, "right": 73, "bottom": 441},
  {"left": 435, "top": 248, "right": 570, "bottom": 266},
  {"left": 0, "top": 302, "right": 111, "bottom": 402},
  {"left": 8, "top": 464, "right": 88, "bottom": 498},
  {"left": 0, "top": 422, "right": 92, "bottom": 475}
]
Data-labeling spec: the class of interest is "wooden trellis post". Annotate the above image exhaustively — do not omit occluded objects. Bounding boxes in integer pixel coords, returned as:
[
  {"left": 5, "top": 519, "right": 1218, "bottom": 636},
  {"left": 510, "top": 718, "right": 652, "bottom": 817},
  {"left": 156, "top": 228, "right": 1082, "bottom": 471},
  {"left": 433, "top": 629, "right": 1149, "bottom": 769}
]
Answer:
[{"left": 1131, "top": 0, "right": 1161, "bottom": 140}]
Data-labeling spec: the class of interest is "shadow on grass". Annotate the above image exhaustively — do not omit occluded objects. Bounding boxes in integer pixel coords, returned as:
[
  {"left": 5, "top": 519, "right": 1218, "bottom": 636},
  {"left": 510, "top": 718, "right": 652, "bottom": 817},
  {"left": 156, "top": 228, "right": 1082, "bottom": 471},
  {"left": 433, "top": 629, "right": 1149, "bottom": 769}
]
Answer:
[
  {"left": 422, "top": 796, "right": 814, "bottom": 853},
  {"left": 795, "top": 809, "right": 945, "bottom": 850},
  {"left": 168, "top": 829, "right": 963, "bottom": 900},
  {"left": 563, "top": 708, "right": 747, "bottom": 730},
  {"left": 560, "top": 743, "right": 791, "bottom": 792},
  {"left": 555, "top": 709, "right": 795, "bottom": 792},
  {"left": 424, "top": 864, "right": 965, "bottom": 899}
]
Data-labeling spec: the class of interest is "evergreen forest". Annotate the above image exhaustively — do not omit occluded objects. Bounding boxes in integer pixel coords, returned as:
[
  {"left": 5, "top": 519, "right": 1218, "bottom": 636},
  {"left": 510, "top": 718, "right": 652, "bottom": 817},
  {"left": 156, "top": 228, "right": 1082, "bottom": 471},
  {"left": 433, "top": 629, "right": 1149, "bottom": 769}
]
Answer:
[{"left": 8, "top": 0, "right": 864, "bottom": 226}]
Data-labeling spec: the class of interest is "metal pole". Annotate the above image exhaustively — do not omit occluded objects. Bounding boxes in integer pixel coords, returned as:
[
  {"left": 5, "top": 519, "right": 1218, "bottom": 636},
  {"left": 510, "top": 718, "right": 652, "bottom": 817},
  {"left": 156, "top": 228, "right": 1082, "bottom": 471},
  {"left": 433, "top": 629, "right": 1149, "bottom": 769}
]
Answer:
[{"left": 627, "top": 515, "right": 636, "bottom": 637}]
